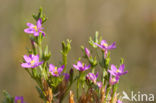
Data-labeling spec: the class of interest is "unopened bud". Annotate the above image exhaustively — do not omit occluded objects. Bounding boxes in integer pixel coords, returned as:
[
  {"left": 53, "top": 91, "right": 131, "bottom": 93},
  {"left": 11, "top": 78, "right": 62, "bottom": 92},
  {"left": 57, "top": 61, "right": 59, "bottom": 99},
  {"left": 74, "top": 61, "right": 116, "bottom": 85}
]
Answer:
[
  {"left": 43, "top": 46, "right": 51, "bottom": 61},
  {"left": 85, "top": 48, "right": 90, "bottom": 58}
]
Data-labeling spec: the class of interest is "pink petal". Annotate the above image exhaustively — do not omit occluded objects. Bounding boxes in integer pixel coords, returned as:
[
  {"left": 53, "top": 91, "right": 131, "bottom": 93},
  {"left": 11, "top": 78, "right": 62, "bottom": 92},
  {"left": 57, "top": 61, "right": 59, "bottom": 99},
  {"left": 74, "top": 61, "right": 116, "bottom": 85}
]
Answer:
[
  {"left": 94, "top": 43, "right": 104, "bottom": 49},
  {"left": 58, "top": 65, "right": 64, "bottom": 73},
  {"left": 34, "top": 32, "right": 39, "bottom": 36},
  {"left": 97, "top": 82, "right": 102, "bottom": 88},
  {"left": 73, "top": 64, "right": 79, "bottom": 70},
  {"left": 37, "top": 61, "right": 43, "bottom": 66},
  {"left": 84, "top": 64, "right": 91, "bottom": 70},
  {"left": 111, "top": 64, "right": 117, "bottom": 71},
  {"left": 23, "top": 55, "right": 31, "bottom": 63},
  {"left": 108, "top": 70, "right": 116, "bottom": 76},
  {"left": 37, "top": 18, "right": 42, "bottom": 28},
  {"left": 108, "top": 42, "right": 116, "bottom": 49},
  {"left": 24, "top": 28, "right": 34, "bottom": 34},
  {"left": 32, "top": 55, "right": 39, "bottom": 63},
  {"left": 119, "top": 64, "right": 125, "bottom": 72},
  {"left": 41, "top": 31, "right": 45, "bottom": 36},
  {"left": 77, "top": 61, "right": 83, "bottom": 67},
  {"left": 21, "top": 63, "right": 31, "bottom": 68},
  {"left": 49, "top": 64, "right": 55, "bottom": 72},
  {"left": 27, "top": 23, "right": 35, "bottom": 28},
  {"left": 101, "top": 40, "right": 107, "bottom": 46},
  {"left": 95, "top": 72, "right": 99, "bottom": 78}
]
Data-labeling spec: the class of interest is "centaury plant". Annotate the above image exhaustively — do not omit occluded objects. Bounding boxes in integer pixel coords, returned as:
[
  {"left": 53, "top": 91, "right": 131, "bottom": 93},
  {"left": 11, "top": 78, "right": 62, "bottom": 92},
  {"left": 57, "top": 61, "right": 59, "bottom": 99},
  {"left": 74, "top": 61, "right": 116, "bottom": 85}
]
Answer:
[{"left": 2, "top": 8, "right": 128, "bottom": 103}]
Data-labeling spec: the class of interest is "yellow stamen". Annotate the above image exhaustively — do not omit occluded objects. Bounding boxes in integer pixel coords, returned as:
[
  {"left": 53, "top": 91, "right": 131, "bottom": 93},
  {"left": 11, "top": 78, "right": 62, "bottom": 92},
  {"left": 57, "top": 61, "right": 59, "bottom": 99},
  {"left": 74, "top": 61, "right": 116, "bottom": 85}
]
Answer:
[
  {"left": 31, "top": 60, "right": 35, "bottom": 65},
  {"left": 54, "top": 67, "right": 58, "bottom": 74},
  {"left": 33, "top": 26, "right": 38, "bottom": 32},
  {"left": 116, "top": 69, "right": 121, "bottom": 73},
  {"left": 112, "top": 78, "right": 116, "bottom": 82},
  {"left": 103, "top": 43, "right": 108, "bottom": 47},
  {"left": 54, "top": 71, "right": 58, "bottom": 75},
  {"left": 16, "top": 100, "right": 22, "bottom": 103},
  {"left": 55, "top": 67, "right": 57, "bottom": 70}
]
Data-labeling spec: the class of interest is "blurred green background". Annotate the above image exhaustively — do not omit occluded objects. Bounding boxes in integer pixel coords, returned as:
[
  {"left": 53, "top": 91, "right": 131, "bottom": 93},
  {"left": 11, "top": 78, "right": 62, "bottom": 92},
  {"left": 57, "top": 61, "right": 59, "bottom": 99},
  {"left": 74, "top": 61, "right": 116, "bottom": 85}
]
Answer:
[{"left": 0, "top": 0, "right": 156, "bottom": 102}]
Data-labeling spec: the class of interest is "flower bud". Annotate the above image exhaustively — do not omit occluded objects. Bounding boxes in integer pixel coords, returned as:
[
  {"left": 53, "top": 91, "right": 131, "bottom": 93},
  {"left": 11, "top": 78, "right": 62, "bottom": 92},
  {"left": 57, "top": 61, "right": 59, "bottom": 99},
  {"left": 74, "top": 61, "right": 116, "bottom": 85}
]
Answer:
[
  {"left": 85, "top": 48, "right": 90, "bottom": 58},
  {"left": 66, "top": 39, "right": 71, "bottom": 53},
  {"left": 43, "top": 46, "right": 51, "bottom": 61},
  {"left": 63, "top": 73, "right": 70, "bottom": 81}
]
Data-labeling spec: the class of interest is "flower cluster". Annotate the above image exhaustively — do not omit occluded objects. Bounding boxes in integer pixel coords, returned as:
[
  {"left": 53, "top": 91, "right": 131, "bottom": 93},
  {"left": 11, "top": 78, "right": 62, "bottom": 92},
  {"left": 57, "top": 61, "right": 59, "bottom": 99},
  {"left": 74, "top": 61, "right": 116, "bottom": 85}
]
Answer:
[
  {"left": 21, "top": 54, "right": 43, "bottom": 68},
  {"left": 73, "top": 61, "right": 90, "bottom": 71},
  {"left": 21, "top": 13, "right": 127, "bottom": 102},
  {"left": 95, "top": 40, "right": 116, "bottom": 58},
  {"left": 24, "top": 18, "right": 45, "bottom": 36},
  {"left": 109, "top": 64, "right": 128, "bottom": 85},
  {"left": 49, "top": 64, "right": 64, "bottom": 77},
  {"left": 86, "top": 72, "right": 102, "bottom": 88},
  {"left": 2, "top": 8, "right": 128, "bottom": 103}
]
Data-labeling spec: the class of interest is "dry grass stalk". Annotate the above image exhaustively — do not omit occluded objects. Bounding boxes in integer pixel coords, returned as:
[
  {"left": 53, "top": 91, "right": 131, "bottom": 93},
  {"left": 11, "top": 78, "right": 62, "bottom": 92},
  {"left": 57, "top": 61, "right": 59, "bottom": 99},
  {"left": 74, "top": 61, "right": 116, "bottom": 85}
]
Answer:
[
  {"left": 42, "top": 79, "right": 53, "bottom": 103},
  {"left": 78, "top": 92, "right": 87, "bottom": 103},
  {"left": 101, "top": 86, "right": 106, "bottom": 103},
  {"left": 69, "top": 91, "right": 75, "bottom": 103},
  {"left": 109, "top": 93, "right": 117, "bottom": 103}
]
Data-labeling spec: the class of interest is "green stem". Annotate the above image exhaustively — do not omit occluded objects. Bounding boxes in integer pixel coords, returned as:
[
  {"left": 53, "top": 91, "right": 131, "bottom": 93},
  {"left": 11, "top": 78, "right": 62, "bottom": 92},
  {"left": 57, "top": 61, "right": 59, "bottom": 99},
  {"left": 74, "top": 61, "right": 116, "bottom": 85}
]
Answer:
[
  {"left": 38, "top": 44, "right": 42, "bottom": 59},
  {"left": 110, "top": 84, "right": 118, "bottom": 103},
  {"left": 63, "top": 54, "right": 67, "bottom": 72},
  {"left": 102, "top": 70, "right": 105, "bottom": 84},
  {"left": 96, "top": 49, "right": 100, "bottom": 62},
  {"left": 92, "top": 67, "right": 95, "bottom": 74},
  {"left": 38, "top": 34, "right": 43, "bottom": 58},
  {"left": 104, "top": 86, "right": 111, "bottom": 103},
  {"left": 77, "top": 79, "right": 79, "bottom": 100}
]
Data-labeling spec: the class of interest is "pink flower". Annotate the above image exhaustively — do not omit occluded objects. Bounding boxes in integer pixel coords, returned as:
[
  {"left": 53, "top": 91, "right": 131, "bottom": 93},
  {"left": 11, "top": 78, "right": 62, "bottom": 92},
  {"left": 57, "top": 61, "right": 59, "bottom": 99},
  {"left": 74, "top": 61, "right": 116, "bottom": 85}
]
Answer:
[
  {"left": 24, "top": 18, "right": 45, "bottom": 36},
  {"left": 73, "top": 61, "right": 90, "bottom": 71},
  {"left": 117, "top": 100, "right": 122, "bottom": 103},
  {"left": 95, "top": 40, "right": 116, "bottom": 58},
  {"left": 108, "top": 64, "right": 128, "bottom": 77},
  {"left": 21, "top": 54, "right": 43, "bottom": 68},
  {"left": 109, "top": 74, "right": 119, "bottom": 85},
  {"left": 63, "top": 73, "right": 70, "bottom": 81},
  {"left": 49, "top": 64, "right": 64, "bottom": 77},
  {"left": 86, "top": 72, "right": 102, "bottom": 88},
  {"left": 14, "top": 96, "right": 24, "bottom": 103},
  {"left": 86, "top": 72, "right": 99, "bottom": 83}
]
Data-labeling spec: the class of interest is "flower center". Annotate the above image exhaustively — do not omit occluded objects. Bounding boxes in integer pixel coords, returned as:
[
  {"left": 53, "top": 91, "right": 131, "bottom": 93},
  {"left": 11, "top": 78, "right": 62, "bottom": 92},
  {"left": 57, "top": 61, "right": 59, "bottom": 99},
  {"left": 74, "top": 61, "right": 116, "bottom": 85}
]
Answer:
[
  {"left": 30, "top": 60, "right": 35, "bottom": 65},
  {"left": 93, "top": 80, "right": 97, "bottom": 84},
  {"left": 54, "top": 71, "right": 58, "bottom": 75},
  {"left": 80, "top": 63, "right": 85, "bottom": 68},
  {"left": 33, "top": 26, "right": 38, "bottom": 32},
  {"left": 54, "top": 67, "right": 58, "bottom": 75},
  {"left": 16, "top": 100, "right": 22, "bottom": 103},
  {"left": 103, "top": 43, "right": 108, "bottom": 47},
  {"left": 112, "top": 78, "right": 116, "bottom": 82},
  {"left": 116, "top": 69, "right": 121, "bottom": 73}
]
